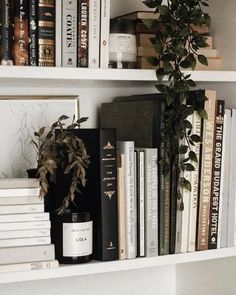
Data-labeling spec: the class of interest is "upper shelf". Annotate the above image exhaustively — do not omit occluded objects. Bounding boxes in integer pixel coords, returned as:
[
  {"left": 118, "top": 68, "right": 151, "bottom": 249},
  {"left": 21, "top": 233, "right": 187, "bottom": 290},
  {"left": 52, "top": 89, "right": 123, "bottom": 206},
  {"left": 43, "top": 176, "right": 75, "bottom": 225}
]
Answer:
[
  {"left": 1, "top": 247, "right": 236, "bottom": 285},
  {"left": 0, "top": 66, "right": 236, "bottom": 82}
]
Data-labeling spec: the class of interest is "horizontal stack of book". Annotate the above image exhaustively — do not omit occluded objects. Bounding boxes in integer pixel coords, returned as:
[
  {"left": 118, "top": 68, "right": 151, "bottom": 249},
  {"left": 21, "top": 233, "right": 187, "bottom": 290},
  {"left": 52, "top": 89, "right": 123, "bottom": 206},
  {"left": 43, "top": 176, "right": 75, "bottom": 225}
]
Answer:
[
  {"left": 0, "top": 0, "right": 110, "bottom": 68},
  {"left": 100, "top": 89, "right": 236, "bottom": 257},
  {"left": 0, "top": 178, "right": 58, "bottom": 272},
  {"left": 114, "top": 11, "right": 222, "bottom": 71}
]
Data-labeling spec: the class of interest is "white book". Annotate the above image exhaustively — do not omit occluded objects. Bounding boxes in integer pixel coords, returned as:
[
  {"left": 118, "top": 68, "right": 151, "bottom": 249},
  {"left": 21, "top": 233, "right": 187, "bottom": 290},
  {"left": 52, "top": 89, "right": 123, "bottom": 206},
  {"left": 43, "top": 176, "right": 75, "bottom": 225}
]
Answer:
[
  {"left": 0, "top": 220, "right": 50, "bottom": 231},
  {"left": 62, "top": 0, "right": 77, "bottom": 67},
  {"left": 0, "top": 195, "right": 43, "bottom": 205},
  {"left": 0, "top": 204, "right": 44, "bottom": 215},
  {"left": 143, "top": 148, "right": 158, "bottom": 257},
  {"left": 0, "top": 244, "right": 55, "bottom": 265},
  {"left": 100, "top": 0, "right": 110, "bottom": 68},
  {"left": 228, "top": 109, "right": 236, "bottom": 247},
  {"left": 0, "top": 212, "right": 49, "bottom": 223},
  {"left": 0, "top": 228, "right": 50, "bottom": 239},
  {"left": 117, "top": 141, "right": 136, "bottom": 259},
  {"left": 0, "top": 178, "right": 39, "bottom": 189},
  {"left": 56, "top": 0, "right": 62, "bottom": 67},
  {"left": 188, "top": 112, "right": 201, "bottom": 252},
  {"left": 0, "top": 236, "right": 51, "bottom": 248},
  {"left": 0, "top": 187, "right": 40, "bottom": 197},
  {"left": 218, "top": 109, "right": 231, "bottom": 248},
  {"left": 89, "top": 0, "right": 100, "bottom": 68},
  {"left": 0, "top": 260, "right": 59, "bottom": 273}
]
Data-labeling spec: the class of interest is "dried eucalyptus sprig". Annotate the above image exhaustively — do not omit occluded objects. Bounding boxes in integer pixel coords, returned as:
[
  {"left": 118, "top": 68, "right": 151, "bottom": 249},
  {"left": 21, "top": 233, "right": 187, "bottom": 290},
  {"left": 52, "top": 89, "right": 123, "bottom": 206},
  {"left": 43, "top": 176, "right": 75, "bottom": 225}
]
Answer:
[
  {"left": 143, "top": 0, "right": 211, "bottom": 207},
  {"left": 32, "top": 115, "right": 90, "bottom": 215}
]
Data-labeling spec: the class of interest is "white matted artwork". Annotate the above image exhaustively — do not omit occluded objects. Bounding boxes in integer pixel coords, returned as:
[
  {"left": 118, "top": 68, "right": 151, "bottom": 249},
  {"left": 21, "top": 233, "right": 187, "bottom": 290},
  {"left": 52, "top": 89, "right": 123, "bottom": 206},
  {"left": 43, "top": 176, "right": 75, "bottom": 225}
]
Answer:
[{"left": 0, "top": 97, "right": 79, "bottom": 178}]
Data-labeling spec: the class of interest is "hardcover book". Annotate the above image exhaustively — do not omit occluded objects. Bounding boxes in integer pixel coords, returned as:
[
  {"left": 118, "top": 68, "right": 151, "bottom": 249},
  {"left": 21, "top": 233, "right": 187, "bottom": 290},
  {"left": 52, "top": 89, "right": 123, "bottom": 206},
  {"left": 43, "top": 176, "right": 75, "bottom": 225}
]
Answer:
[
  {"left": 100, "top": 0, "right": 110, "bottom": 68},
  {"left": 29, "top": 0, "right": 37, "bottom": 65},
  {"left": 38, "top": 0, "right": 55, "bottom": 66},
  {"left": 78, "top": 0, "right": 89, "bottom": 67}
]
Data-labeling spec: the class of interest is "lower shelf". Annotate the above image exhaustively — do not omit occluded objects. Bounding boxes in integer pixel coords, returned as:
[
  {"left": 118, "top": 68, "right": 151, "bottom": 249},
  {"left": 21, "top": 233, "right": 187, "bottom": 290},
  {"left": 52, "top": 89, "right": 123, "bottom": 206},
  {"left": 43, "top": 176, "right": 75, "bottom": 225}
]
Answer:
[{"left": 1, "top": 247, "right": 236, "bottom": 284}]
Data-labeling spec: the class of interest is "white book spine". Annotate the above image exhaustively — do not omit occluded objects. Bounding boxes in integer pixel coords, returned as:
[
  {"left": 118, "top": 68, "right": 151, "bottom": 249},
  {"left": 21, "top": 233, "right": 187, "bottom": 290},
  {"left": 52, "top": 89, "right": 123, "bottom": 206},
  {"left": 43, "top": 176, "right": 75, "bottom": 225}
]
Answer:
[
  {"left": 0, "top": 236, "right": 51, "bottom": 248},
  {"left": 0, "top": 187, "right": 40, "bottom": 197},
  {"left": 0, "top": 244, "right": 55, "bottom": 264},
  {"left": 0, "top": 228, "right": 50, "bottom": 239},
  {"left": 0, "top": 220, "right": 51, "bottom": 231},
  {"left": 0, "top": 212, "right": 49, "bottom": 223},
  {"left": 62, "top": 0, "right": 78, "bottom": 67},
  {"left": 56, "top": 0, "right": 62, "bottom": 67},
  {"left": 89, "top": 0, "right": 100, "bottom": 68},
  {"left": 117, "top": 141, "right": 136, "bottom": 259},
  {"left": 100, "top": 0, "right": 110, "bottom": 68},
  {"left": 0, "top": 204, "right": 44, "bottom": 215},
  {"left": 188, "top": 112, "right": 201, "bottom": 252},
  {"left": 0, "top": 178, "right": 39, "bottom": 189},
  {"left": 0, "top": 260, "right": 59, "bottom": 273},
  {"left": 0, "top": 195, "right": 43, "bottom": 205},
  {"left": 228, "top": 109, "right": 236, "bottom": 247},
  {"left": 144, "top": 148, "right": 158, "bottom": 257},
  {"left": 138, "top": 150, "right": 145, "bottom": 257}
]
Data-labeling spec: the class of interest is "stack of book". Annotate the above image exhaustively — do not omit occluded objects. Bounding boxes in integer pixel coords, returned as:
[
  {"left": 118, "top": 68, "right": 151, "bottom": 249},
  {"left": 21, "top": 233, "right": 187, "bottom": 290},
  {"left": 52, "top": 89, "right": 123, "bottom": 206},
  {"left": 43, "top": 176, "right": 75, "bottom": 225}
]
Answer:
[
  {"left": 114, "top": 10, "right": 222, "bottom": 71},
  {"left": 99, "top": 89, "right": 236, "bottom": 257},
  {"left": 0, "top": 178, "right": 58, "bottom": 272}
]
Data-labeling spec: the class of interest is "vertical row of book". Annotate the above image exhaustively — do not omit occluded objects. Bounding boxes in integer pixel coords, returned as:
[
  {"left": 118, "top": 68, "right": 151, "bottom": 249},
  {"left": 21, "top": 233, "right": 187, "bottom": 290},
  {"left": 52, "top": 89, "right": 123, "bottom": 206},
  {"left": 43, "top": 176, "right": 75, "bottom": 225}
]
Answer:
[
  {"left": 0, "top": 178, "right": 58, "bottom": 273},
  {"left": 0, "top": 0, "right": 110, "bottom": 68}
]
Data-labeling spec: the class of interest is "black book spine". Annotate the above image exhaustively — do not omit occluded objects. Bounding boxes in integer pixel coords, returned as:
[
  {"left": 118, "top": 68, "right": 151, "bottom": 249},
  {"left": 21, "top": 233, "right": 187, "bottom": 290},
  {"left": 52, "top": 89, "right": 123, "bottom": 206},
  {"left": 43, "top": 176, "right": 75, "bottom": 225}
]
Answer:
[
  {"left": 29, "top": 0, "right": 38, "bottom": 66},
  {"left": 77, "top": 0, "right": 89, "bottom": 67},
  {"left": 38, "top": 0, "right": 55, "bottom": 66},
  {"left": 208, "top": 100, "right": 225, "bottom": 249},
  {"left": 0, "top": 0, "right": 13, "bottom": 65},
  {"left": 99, "top": 129, "right": 119, "bottom": 260},
  {"left": 13, "top": 0, "right": 29, "bottom": 65}
]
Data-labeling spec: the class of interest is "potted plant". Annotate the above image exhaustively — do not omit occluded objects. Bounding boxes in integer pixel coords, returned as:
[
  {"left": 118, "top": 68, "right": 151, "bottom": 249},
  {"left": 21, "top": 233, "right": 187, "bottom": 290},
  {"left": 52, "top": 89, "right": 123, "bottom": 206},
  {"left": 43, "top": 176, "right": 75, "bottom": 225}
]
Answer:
[{"left": 32, "top": 115, "right": 92, "bottom": 264}]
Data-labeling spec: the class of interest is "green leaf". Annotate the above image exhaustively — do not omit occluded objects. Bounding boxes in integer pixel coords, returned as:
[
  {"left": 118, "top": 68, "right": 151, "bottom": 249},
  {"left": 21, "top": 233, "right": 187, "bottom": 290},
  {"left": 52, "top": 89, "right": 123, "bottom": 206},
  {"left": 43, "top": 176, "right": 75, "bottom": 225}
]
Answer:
[
  {"left": 198, "top": 108, "right": 208, "bottom": 119},
  {"left": 189, "top": 151, "right": 198, "bottom": 162},
  {"left": 184, "top": 163, "right": 195, "bottom": 171},
  {"left": 191, "top": 134, "right": 202, "bottom": 143},
  {"left": 147, "top": 56, "right": 159, "bottom": 66},
  {"left": 179, "top": 145, "right": 188, "bottom": 154},
  {"left": 142, "top": 19, "right": 155, "bottom": 29},
  {"left": 58, "top": 115, "right": 70, "bottom": 121},
  {"left": 198, "top": 54, "right": 208, "bottom": 66}
]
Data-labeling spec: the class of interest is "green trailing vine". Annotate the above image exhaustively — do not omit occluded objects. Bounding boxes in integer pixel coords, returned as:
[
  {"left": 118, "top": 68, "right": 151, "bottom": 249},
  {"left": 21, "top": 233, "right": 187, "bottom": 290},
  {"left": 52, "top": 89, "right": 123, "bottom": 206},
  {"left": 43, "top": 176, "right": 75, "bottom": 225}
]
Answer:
[{"left": 143, "top": 0, "right": 211, "bottom": 207}]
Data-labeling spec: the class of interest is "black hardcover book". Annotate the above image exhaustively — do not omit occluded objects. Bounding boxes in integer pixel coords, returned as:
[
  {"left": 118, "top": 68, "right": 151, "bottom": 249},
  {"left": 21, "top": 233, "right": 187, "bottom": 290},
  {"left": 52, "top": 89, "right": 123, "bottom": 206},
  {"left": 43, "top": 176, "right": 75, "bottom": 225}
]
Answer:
[
  {"left": 38, "top": 0, "right": 55, "bottom": 66},
  {"left": 29, "top": 0, "right": 38, "bottom": 66},
  {"left": 100, "top": 94, "right": 168, "bottom": 255},
  {"left": 0, "top": 0, "right": 13, "bottom": 65},
  {"left": 208, "top": 100, "right": 225, "bottom": 249},
  {"left": 77, "top": 0, "right": 89, "bottom": 67}
]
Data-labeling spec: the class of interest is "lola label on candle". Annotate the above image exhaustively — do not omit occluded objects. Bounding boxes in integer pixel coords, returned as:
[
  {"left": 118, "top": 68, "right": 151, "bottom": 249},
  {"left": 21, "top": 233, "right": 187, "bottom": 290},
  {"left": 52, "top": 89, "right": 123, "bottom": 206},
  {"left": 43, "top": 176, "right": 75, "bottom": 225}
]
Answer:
[{"left": 63, "top": 221, "right": 93, "bottom": 257}]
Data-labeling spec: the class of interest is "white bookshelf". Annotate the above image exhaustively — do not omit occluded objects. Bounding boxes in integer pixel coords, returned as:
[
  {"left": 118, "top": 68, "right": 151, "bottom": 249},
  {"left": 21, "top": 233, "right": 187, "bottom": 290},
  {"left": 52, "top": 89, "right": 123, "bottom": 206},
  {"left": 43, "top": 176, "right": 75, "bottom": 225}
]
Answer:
[{"left": 0, "top": 248, "right": 236, "bottom": 285}]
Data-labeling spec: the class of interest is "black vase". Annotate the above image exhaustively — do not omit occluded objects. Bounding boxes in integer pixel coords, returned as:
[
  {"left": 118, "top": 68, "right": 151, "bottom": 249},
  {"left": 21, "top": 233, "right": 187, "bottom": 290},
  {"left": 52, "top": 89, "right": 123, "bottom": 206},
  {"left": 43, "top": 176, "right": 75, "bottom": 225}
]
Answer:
[{"left": 50, "top": 208, "right": 93, "bottom": 264}]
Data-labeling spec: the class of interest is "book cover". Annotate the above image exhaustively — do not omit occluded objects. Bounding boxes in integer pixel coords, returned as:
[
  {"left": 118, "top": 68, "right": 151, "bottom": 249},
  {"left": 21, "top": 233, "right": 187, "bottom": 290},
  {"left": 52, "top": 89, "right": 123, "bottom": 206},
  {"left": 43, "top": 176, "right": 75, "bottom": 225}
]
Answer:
[
  {"left": 0, "top": 204, "right": 44, "bottom": 215},
  {"left": 62, "top": 0, "right": 77, "bottom": 67},
  {"left": 100, "top": 0, "right": 110, "bottom": 68},
  {"left": 52, "top": 128, "right": 118, "bottom": 261},
  {"left": 117, "top": 141, "right": 136, "bottom": 259},
  {"left": 29, "top": 0, "right": 37, "bottom": 66},
  {"left": 78, "top": 0, "right": 89, "bottom": 67},
  {"left": 0, "top": 260, "right": 59, "bottom": 273},
  {"left": 0, "top": 244, "right": 55, "bottom": 264},
  {"left": 55, "top": 0, "right": 62, "bottom": 67},
  {"left": 13, "top": 0, "right": 29, "bottom": 65},
  {"left": 0, "top": 236, "right": 51, "bottom": 248},
  {"left": 0, "top": 195, "right": 43, "bottom": 205},
  {"left": 0, "top": 178, "right": 39, "bottom": 189},
  {"left": 0, "top": 187, "right": 40, "bottom": 197},
  {"left": 0, "top": 220, "right": 50, "bottom": 231},
  {"left": 0, "top": 0, "right": 14, "bottom": 65},
  {"left": 0, "top": 228, "right": 50, "bottom": 239},
  {"left": 218, "top": 109, "right": 231, "bottom": 248},
  {"left": 88, "top": 0, "right": 100, "bottom": 68},
  {"left": 117, "top": 153, "right": 126, "bottom": 260},
  {"left": 197, "top": 90, "right": 217, "bottom": 251},
  {"left": 208, "top": 100, "right": 225, "bottom": 249},
  {"left": 0, "top": 212, "right": 49, "bottom": 223},
  {"left": 38, "top": 0, "right": 55, "bottom": 66}
]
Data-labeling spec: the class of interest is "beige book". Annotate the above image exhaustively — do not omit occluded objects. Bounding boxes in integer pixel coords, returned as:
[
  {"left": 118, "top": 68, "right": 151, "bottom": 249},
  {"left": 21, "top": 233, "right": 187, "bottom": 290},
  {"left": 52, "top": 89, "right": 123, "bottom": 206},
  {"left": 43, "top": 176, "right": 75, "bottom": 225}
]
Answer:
[{"left": 116, "top": 11, "right": 160, "bottom": 21}]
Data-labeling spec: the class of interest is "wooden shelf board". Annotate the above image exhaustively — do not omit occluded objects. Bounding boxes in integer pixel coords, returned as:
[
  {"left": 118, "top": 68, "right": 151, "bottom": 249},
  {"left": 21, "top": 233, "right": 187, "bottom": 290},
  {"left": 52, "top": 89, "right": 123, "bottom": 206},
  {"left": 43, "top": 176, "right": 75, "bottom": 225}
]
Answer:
[
  {"left": 0, "top": 66, "right": 235, "bottom": 82},
  {"left": 1, "top": 247, "right": 236, "bottom": 284}
]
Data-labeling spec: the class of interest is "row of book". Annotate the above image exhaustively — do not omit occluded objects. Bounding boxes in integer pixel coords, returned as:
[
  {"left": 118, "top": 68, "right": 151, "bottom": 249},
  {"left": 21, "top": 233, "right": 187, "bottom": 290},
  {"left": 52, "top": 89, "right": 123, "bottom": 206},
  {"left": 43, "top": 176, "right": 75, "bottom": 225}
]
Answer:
[
  {"left": 99, "top": 90, "right": 235, "bottom": 257},
  {"left": 0, "top": 178, "right": 58, "bottom": 272},
  {"left": 0, "top": 0, "right": 110, "bottom": 68}
]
